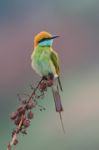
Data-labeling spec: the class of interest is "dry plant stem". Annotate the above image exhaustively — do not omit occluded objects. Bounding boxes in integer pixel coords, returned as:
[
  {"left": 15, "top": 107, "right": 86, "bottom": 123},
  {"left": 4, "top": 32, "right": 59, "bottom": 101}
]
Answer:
[
  {"left": 28, "top": 78, "right": 43, "bottom": 102},
  {"left": 7, "top": 116, "right": 24, "bottom": 150},
  {"left": 7, "top": 78, "right": 43, "bottom": 150}
]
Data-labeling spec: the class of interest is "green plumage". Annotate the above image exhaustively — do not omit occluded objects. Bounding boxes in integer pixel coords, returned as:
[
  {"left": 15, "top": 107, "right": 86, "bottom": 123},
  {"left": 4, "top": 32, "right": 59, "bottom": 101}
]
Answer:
[
  {"left": 31, "top": 32, "right": 64, "bottom": 132},
  {"left": 50, "top": 50, "right": 60, "bottom": 75},
  {"left": 31, "top": 45, "right": 60, "bottom": 77}
]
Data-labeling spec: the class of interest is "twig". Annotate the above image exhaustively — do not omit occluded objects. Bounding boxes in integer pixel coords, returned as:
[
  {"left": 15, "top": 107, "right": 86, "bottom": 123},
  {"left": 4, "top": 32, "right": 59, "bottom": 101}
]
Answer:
[
  {"left": 6, "top": 77, "right": 62, "bottom": 150},
  {"left": 7, "top": 78, "right": 43, "bottom": 150}
]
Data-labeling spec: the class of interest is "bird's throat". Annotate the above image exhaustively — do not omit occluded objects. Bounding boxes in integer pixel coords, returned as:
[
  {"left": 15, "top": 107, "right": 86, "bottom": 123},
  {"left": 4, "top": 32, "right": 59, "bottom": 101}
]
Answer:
[{"left": 39, "top": 39, "right": 53, "bottom": 46}]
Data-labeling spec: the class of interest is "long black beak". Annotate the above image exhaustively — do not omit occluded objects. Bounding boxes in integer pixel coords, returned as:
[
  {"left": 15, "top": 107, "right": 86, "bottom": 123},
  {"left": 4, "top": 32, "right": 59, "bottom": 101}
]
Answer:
[
  {"left": 38, "top": 36, "right": 60, "bottom": 43},
  {"left": 49, "top": 35, "right": 60, "bottom": 40}
]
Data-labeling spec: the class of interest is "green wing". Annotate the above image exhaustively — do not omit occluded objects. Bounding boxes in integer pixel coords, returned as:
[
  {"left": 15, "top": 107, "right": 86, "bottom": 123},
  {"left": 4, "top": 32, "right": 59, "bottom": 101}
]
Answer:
[{"left": 50, "top": 50, "right": 60, "bottom": 75}]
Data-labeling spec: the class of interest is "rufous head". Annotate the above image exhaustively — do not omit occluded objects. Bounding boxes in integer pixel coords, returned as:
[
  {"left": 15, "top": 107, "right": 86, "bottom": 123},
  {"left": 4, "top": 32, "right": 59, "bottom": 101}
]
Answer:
[{"left": 34, "top": 31, "right": 59, "bottom": 48}]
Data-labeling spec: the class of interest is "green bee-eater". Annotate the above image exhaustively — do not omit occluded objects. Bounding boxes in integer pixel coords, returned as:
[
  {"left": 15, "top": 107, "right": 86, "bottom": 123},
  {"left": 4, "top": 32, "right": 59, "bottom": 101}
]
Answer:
[{"left": 31, "top": 31, "right": 64, "bottom": 132}]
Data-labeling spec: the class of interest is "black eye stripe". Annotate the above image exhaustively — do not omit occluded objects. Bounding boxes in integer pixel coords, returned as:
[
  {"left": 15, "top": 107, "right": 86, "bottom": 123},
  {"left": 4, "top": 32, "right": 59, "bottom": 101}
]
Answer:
[
  {"left": 38, "top": 36, "right": 60, "bottom": 43},
  {"left": 38, "top": 38, "right": 51, "bottom": 43}
]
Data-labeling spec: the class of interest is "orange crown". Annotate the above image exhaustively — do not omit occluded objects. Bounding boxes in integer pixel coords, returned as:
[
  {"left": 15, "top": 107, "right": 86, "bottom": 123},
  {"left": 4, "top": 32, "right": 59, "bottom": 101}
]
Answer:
[{"left": 34, "top": 31, "right": 52, "bottom": 47}]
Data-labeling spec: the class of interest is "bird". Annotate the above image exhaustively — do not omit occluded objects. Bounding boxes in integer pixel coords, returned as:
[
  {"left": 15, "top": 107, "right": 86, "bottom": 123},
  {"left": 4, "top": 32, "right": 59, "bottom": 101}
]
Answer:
[{"left": 31, "top": 31, "right": 65, "bottom": 132}]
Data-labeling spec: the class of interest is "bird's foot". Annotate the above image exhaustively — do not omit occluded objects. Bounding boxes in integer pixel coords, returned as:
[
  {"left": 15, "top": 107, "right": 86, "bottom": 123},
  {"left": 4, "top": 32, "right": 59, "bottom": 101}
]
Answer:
[
  {"left": 48, "top": 73, "right": 54, "bottom": 80},
  {"left": 42, "top": 76, "right": 48, "bottom": 81}
]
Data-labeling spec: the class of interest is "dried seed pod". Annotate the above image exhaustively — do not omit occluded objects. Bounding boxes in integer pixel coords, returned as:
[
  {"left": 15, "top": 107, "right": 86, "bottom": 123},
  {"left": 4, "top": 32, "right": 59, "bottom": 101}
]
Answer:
[
  {"left": 23, "top": 119, "right": 30, "bottom": 128},
  {"left": 17, "top": 106, "right": 25, "bottom": 115},
  {"left": 14, "top": 117, "right": 21, "bottom": 126},
  {"left": 7, "top": 143, "right": 11, "bottom": 150},
  {"left": 39, "top": 82, "right": 47, "bottom": 91},
  {"left": 27, "top": 111, "right": 33, "bottom": 119},
  {"left": 13, "top": 139, "right": 18, "bottom": 145},
  {"left": 11, "top": 130, "right": 16, "bottom": 137},
  {"left": 26, "top": 100, "right": 34, "bottom": 109},
  {"left": 10, "top": 112, "right": 18, "bottom": 120},
  {"left": 47, "top": 79, "right": 53, "bottom": 87}
]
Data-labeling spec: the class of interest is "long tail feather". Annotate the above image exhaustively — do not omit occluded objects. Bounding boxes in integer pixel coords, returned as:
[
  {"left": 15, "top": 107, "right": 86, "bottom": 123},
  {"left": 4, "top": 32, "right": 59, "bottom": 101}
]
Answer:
[
  {"left": 52, "top": 85, "right": 63, "bottom": 112},
  {"left": 52, "top": 85, "right": 65, "bottom": 133},
  {"left": 59, "top": 112, "right": 65, "bottom": 133},
  {"left": 58, "top": 77, "right": 63, "bottom": 91}
]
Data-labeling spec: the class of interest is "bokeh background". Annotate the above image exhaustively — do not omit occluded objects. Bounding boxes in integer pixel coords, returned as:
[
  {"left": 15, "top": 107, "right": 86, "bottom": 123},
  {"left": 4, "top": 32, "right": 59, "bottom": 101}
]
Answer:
[{"left": 0, "top": 0, "right": 99, "bottom": 149}]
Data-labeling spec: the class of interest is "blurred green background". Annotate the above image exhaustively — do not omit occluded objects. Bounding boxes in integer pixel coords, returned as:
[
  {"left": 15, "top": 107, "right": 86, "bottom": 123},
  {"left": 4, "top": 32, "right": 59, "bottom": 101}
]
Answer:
[{"left": 0, "top": 0, "right": 99, "bottom": 149}]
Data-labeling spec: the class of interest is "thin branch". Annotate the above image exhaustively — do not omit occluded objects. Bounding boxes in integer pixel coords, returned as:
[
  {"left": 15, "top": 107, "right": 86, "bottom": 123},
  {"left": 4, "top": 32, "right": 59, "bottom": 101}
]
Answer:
[
  {"left": 7, "top": 78, "right": 43, "bottom": 150},
  {"left": 6, "top": 77, "right": 62, "bottom": 150}
]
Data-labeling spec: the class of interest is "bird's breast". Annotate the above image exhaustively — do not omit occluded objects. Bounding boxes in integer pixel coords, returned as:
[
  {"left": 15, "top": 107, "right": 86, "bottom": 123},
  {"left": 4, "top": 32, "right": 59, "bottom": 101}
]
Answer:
[{"left": 31, "top": 47, "right": 57, "bottom": 77}]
